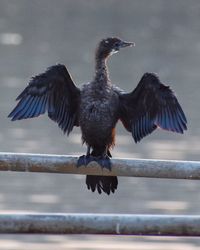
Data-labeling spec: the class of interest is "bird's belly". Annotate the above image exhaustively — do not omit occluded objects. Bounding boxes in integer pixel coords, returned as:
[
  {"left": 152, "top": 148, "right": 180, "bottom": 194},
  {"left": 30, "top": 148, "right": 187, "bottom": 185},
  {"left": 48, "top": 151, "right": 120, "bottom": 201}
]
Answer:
[{"left": 79, "top": 100, "right": 118, "bottom": 148}]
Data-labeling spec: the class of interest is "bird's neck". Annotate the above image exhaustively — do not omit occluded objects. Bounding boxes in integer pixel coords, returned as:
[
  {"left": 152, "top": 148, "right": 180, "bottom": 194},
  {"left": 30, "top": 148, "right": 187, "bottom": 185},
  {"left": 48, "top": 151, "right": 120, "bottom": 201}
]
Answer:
[{"left": 94, "top": 56, "right": 110, "bottom": 84}]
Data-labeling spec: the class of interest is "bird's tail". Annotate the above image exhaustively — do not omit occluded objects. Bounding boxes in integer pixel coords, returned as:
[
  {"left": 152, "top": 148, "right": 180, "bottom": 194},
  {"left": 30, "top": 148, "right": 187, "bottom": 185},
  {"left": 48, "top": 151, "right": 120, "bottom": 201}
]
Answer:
[
  {"left": 86, "top": 175, "right": 118, "bottom": 195},
  {"left": 85, "top": 149, "right": 118, "bottom": 195}
]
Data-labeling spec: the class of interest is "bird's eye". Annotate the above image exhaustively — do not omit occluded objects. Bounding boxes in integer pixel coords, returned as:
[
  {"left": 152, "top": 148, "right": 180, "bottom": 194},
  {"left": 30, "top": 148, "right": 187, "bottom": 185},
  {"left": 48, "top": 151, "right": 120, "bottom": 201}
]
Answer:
[
  {"left": 114, "top": 42, "right": 120, "bottom": 48},
  {"left": 105, "top": 40, "right": 109, "bottom": 44}
]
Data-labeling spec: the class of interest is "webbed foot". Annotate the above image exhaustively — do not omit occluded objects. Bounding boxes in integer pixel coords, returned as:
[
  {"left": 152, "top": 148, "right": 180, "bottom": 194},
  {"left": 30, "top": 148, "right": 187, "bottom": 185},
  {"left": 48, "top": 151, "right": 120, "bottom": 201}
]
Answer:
[
  {"left": 95, "top": 155, "right": 111, "bottom": 171},
  {"left": 77, "top": 154, "right": 111, "bottom": 170},
  {"left": 77, "top": 155, "right": 91, "bottom": 167}
]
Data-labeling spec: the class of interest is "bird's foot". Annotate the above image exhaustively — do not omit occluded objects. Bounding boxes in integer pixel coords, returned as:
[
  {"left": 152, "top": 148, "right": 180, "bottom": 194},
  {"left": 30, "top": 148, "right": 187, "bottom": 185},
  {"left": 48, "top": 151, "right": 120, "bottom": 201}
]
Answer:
[
  {"left": 77, "top": 155, "right": 91, "bottom": 167},
  {"left": 94, "top": 155, "right": 111, "bottom": 171},
  {"left": 77, "top": 154, "right": 111, "bottom": 170}
]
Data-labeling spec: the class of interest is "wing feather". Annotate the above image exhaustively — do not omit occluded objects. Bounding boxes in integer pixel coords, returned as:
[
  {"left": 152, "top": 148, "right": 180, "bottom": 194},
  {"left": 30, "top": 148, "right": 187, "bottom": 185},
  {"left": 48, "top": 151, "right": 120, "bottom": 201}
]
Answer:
[
  {"left": 8, "top": 64, "right": 80, "bottom": 135},
  {"left": 119, "top": 73, "right": 187, "bottom": 142}
]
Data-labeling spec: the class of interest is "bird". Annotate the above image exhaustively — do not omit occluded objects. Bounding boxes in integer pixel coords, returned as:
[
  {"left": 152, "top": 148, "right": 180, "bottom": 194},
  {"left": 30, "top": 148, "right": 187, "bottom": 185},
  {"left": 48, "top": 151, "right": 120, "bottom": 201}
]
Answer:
[{"left": 8, "top": 37, "right": 187, "bottom": 195}]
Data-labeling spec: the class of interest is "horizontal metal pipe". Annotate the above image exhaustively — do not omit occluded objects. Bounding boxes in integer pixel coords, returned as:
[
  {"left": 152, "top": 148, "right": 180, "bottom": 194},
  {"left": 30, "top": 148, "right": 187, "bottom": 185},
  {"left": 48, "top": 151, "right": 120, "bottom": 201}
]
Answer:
[
  {"left": 0, "top": 152, "right": 200, "bottom": 180},
  {"left": 0, "top": 213, "right": 200, "bottom": 236}
]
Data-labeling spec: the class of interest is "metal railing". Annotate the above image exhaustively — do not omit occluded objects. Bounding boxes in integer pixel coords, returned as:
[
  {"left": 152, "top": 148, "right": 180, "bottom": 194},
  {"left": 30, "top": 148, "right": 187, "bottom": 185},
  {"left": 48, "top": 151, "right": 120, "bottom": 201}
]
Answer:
[
  {"left": 0, "top": 152, "right": 200, "bottom": 236},
  {"left": 0, "top": 152, "right": 200, "bottom": 179},
  {"left": 0, "top": 214, "right": 200, "bottom": 236}
]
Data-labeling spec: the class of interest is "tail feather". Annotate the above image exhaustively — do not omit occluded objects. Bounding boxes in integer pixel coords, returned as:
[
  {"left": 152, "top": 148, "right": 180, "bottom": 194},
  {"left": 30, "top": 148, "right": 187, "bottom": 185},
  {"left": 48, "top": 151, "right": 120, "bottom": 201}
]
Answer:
[
  {"left": 86, "top": 175, "right": 118, "bottom": 195},
  {"left": 86, "top": 148, "right": 117, "bottom": 195}
]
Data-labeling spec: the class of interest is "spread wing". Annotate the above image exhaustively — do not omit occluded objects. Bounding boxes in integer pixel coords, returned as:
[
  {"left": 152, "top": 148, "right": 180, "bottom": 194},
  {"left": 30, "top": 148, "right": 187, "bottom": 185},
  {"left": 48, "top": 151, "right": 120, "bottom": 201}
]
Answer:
[
  {"left": 8, "top": 64, "right": 80, "bottom": 135},
  {"left": 119, "top": 73, "right": 187, "bottom": 143}
]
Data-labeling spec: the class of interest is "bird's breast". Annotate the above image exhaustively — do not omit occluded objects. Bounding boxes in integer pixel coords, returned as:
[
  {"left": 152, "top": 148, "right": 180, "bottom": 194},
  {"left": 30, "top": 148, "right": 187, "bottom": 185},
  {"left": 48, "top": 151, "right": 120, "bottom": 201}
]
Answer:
[
  {"left": 80, "top": 85, "right": 118, "bottom": 124},
  {"left": 79, "top": 84, "right": 119, "bottom": 145}
]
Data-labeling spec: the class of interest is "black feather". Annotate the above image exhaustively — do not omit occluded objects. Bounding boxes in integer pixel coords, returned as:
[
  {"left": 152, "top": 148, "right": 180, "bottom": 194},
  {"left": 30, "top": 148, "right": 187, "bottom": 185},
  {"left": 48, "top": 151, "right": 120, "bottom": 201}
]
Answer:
[
  {"left": 9, "top": 64, "right": 80, "bottom": 134},
  {"left": 119, "top": 72, "right": 187, "bottom": 142}
]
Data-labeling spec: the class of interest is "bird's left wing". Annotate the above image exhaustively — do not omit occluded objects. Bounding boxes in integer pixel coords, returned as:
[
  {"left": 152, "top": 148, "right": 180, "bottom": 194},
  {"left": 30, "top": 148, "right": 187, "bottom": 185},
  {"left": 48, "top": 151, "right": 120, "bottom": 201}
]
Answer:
[
  {"left": 8, "top": 64, "right": 80, "bottom": 135},
  {"left": 119, "top": 73, "right": 187, "bottom": 143}
]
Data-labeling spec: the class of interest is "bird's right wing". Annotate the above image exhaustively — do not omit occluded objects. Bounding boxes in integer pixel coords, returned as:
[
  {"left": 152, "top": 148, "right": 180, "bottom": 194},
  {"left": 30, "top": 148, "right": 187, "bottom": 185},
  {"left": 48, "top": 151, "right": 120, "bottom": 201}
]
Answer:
[{"left": 8, "top": 64, "right": 80, "bottom": 135}]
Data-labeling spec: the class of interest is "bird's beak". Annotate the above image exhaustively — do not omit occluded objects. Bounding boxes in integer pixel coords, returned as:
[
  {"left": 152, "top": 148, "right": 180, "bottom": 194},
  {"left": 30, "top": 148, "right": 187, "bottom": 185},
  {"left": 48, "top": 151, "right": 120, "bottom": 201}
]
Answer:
[{"left": 120, "top": 41, "right": 135, "bottom": 48}]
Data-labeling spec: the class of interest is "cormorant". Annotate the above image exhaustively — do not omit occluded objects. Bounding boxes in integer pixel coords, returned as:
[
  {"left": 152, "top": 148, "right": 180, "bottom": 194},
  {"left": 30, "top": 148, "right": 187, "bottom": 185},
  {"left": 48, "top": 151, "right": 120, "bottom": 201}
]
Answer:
[{"left": 8, "top": 37, "right": 187, "bottom": 195}]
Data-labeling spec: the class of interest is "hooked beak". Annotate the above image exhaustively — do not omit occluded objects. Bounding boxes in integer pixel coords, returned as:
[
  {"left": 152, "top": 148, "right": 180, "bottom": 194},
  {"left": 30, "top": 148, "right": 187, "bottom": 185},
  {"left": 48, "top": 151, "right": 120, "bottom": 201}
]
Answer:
[{"left": 119, "top": 41, "right": 135, "bottom": 48}]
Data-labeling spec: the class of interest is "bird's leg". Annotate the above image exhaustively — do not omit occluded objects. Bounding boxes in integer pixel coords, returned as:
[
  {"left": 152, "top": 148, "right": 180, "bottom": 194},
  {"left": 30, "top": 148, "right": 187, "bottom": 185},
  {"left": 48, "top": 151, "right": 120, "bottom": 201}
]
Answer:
[
  {"left": 95, "top": 147, "right": 112, "bottom": 171},
  {"left": 86, "top": 146, "right": 91, "bottom": 157},
  {"left": 77, "top": 146, "right": 91, "bottom": 167}
]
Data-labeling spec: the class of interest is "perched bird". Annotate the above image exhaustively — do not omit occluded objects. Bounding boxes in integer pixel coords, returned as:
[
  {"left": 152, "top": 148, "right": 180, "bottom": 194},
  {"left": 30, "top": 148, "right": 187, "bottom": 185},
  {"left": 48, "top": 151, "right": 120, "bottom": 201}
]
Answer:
[{"left": 8, "top": 37, "right": 187, "bottom": 195}]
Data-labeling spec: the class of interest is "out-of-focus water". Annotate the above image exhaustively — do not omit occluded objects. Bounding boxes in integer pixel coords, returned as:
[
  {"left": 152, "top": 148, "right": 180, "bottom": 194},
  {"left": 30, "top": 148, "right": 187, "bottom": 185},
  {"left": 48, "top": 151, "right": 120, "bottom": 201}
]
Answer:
[{"left": 0, "top": 0, "right": 200, "bottom": 249}]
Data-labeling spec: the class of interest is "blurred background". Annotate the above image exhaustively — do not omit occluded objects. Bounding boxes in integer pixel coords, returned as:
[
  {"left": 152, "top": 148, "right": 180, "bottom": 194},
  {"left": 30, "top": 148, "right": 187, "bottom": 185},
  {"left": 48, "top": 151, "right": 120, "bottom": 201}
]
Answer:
[{"left": 0, "top": 0, "right": 200, "bottom": 249}]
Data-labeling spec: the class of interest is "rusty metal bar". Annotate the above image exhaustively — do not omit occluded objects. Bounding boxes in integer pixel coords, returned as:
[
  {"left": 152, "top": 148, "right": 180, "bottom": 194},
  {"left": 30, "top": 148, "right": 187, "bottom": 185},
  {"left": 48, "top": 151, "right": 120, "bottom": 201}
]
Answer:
[
  {"left": 0, "top": 213, "right": 200, "bottom": 236},
  {"left": 0, "top": 152, "right": 200, "bottom": 180}
]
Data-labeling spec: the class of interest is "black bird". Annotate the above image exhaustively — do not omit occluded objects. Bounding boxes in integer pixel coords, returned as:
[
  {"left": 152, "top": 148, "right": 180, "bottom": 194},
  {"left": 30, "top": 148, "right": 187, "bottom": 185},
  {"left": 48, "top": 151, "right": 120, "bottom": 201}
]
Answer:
[{"left": 8, "top": 37, "right": 187, "bottom": 195}]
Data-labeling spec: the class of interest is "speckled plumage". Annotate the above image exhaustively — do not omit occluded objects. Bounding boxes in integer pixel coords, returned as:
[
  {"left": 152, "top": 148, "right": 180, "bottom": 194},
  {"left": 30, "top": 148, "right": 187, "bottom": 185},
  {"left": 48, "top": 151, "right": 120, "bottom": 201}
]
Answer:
[
  {"left": 80, "top": 82, "right": 119, "bottom": 151},
  {"left": 9, "top": 37, "right": 187, "bottom": 195}
]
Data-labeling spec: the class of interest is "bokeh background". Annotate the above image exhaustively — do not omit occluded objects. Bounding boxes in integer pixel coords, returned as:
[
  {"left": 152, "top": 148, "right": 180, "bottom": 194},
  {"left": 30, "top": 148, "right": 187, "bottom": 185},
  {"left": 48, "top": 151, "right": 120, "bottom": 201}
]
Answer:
[{"left": 0, "top": 0, "right": 200, "bottom": 249}]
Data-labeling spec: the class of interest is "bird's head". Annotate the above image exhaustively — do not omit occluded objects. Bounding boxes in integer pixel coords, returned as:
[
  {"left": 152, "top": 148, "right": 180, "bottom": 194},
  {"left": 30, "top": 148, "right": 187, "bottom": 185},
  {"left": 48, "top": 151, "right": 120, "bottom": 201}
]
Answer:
[{"left": 96, "top": 37, "right": 134, "bottom": 60}]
